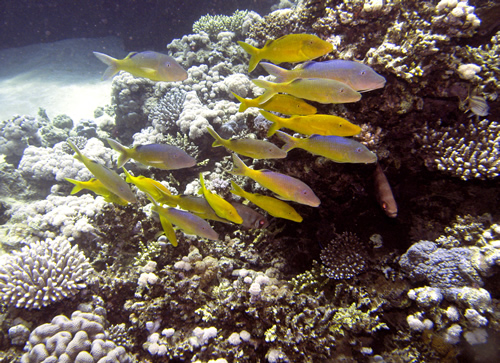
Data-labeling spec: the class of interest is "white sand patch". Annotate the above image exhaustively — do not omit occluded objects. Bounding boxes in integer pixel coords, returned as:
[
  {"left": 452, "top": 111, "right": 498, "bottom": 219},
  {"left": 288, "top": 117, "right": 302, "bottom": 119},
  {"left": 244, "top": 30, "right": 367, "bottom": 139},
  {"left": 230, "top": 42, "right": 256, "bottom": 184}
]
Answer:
[{"left": 0, "top": 37, "right": 127, "bottom": 122}]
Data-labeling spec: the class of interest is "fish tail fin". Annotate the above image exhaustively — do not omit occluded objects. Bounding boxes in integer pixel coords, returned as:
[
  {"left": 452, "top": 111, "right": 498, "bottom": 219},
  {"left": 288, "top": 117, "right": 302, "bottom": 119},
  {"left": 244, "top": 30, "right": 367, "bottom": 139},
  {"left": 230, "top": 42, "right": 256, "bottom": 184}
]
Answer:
[
  {"left": 159, "top": 215, "right": 178, "bottom": 247},
  {"left": 251, "top": 79, "right": 276, "bottom": 104},
  {"left": 260, "top": 62, "right": 290, "bottom": 82},
  {"left": 230, "top": 180, "right": 245, "bottom": 198},
  {"left": 237, "top": 41, "right": 260, "bottom": 72},
  {"left": 232, "top": 92, "right": 248, "bottom": 112},
  {"left": 107, "top": 138, "right": 130, "bottom": 168},
  {"left": 275, "top": 131, "right": 297, "bottom": 152},
  {"left": 67, "top": 139, "right": 84, "bottom": 162},
  {"left": 230, "top": 154, "right": 248, "bottom": 176},
  {"left": 122, "top": 167, "right": 133, "bottom": 183},
  {"left": 64, "top": 178, "right": 83, "bottom": 194},
  {"left": 93, "top": 51, "right": 120, "bottom": 80},
  {"left": 259, "top": 110, "right": 282, "bottom": 137},
  {"left": 206, "top": 126, "right": 224, "bottom": 147}
]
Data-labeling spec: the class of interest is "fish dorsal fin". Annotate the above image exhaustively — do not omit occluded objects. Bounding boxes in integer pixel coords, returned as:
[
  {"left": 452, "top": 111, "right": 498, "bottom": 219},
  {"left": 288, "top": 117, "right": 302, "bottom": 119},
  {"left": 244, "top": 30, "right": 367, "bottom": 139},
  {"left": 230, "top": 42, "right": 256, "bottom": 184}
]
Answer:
[
  {"left": 264, "top": 39, "right": 274, "bottom": 47},
  {"left": 125, "top": 52, "right": 138, "bottom": 59}
]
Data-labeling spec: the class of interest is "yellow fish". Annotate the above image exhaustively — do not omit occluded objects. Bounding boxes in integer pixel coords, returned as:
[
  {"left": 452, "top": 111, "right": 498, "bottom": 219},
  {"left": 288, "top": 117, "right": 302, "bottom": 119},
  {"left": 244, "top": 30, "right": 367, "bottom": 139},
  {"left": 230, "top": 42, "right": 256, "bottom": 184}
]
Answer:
[
  {"left": 237, "top": 34, "right": 333, "bottom": 72},
  {"left": 199, "top": 173, "right": 242, "bottom": 224},
  {"left": 230, "top": 181, "right": 303, "bottom": 223},
  {"left": 93, "top": 51, "right": 187, "bottom": 82},
  {"left": 152, "top": 187, "right": 268, "bottom": 229},
  {"left": 231, "top": 92, "right": 317, "bottom": 115},
  {"left": 261, "top": 60, "right": 386, "bottom": 92},
  {"left": 64, "top": 178, "right": 129, "bottom": 206},
  {"left": 276, "top": 131, "right": 377, "bottom": 164},
  {"left": 122, "top": 168, "right": 172, "bottom": 203},
  {"left": 230, "top": 154, "right": 320, "bottom": 207},
  {"left": 107, "top": 138, "right": 196, "bottom": 170},
  {"left": 206, "top": 126, "right": 287, "bottom": 159},
  {"left": 152, "top": 202, "right": 219, "bottom": 243},
  {"left": 67, "top": 140, "right": 137, "bottom": 203},
  {"left": 252, "top": 78, "right": 361, "bottom": 104},
  {"left": 259, "top": 110, "right": 361, "bottom": 137}
]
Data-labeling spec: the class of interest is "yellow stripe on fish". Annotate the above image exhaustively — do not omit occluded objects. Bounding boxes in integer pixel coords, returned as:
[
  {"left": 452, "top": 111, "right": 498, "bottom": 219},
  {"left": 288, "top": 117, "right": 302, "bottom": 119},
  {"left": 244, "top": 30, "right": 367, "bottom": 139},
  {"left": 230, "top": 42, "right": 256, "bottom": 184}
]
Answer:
[
  {"left": 261, "top": 60, "right": 386, "bottom": 92},
  {"left": 64, "top": 178, "right": 129, "bottom": 206},
  {"left": 93, "top": 51, "right": 187, "bottom": 82},
  {"left": 237, "top": 34, "right": 333, "bottom": 72},
  {"left": 231, "top": 92, "right": 317, "bottom": 115},
  {"left": 107, "top": 138, "right": 196, "bottom": 170},
  {"left": 252, "top": 78, "right": 361, "bottom": 104},
  {"left": 276, "top": 131, "right": 377, "bottom": 164},
  {"left": 206, "top": 126, "right": 287, "bottom": 159},
  {"left": 229, "top": 154, "right": 320, "bottom": 207},
  {"left": 67, "top": 140, "right": 137, "bottom": 203},
  {"left": 259, "top": 110, "right": 361, "bottom": 137},
  {"left": 230, "top": 181, "right": 303, "bottom": 223},
  {"left": 199, "top": 173, "right": 243, "bottom": 224}
]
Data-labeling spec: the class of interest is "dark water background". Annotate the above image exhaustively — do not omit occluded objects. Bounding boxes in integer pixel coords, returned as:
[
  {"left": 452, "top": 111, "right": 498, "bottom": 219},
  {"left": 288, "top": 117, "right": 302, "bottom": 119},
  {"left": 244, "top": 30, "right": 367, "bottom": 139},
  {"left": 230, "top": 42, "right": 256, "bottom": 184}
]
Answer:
[{"left": 0, "top": 0, "right": 273, "bottom": 50}]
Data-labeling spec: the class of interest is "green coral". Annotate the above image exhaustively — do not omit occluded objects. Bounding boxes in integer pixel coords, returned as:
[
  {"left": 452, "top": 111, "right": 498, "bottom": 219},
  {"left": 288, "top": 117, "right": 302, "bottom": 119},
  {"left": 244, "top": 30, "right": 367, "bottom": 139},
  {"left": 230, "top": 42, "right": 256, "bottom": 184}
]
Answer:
[{"left": 192, "top": 10, "right": 248, "bottom": 38}]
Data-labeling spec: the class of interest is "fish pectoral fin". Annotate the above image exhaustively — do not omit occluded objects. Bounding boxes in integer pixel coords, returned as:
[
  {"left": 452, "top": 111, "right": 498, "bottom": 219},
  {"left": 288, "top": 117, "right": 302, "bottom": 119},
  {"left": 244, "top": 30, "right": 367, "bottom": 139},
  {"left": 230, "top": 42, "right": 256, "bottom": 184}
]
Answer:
[{"left": 138, "top": 67, "right": 157, "bottom": 75}]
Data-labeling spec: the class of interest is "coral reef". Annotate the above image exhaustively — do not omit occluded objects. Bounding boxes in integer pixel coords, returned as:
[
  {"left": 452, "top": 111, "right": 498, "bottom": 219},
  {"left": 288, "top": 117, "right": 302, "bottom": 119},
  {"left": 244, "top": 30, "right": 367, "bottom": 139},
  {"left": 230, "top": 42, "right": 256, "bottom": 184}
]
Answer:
[
  {"left": 0, "top": 237, "right": 93, "bottom": 309},
  {"left": 1, "top": 2, "right": 500, "bottom": 362}
]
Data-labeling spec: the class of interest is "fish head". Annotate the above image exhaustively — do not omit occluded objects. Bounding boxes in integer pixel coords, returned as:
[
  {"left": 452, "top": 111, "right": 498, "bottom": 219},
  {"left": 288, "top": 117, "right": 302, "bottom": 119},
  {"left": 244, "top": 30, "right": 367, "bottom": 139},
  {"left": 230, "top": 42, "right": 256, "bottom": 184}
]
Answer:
[
  {"left": 350, "top": 145, "right": 378, "bottom": 164},
  {"left": 169, "top": 150, "right": 197, "bottom": 168},
  {"left": 295, "top": 188, "right": 321, "bottom": 207},
  {"left": 332, "top": 84, "right": 362, "bottom": 103},
  {"left": 354, "top": 68, "right": 386, "bottom": 92},
  {"left": 302, "top": 37, "right": 333, "bottom": 58},
  {"left": 159, "top": 57, "right": 188, "bottom": 81}
]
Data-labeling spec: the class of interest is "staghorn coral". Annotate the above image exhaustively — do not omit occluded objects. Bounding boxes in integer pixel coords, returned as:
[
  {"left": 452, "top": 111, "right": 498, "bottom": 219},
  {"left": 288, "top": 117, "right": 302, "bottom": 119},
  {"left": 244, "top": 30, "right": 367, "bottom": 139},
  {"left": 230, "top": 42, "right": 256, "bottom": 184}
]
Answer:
[{"left": 0, "top": 237, "right": 93, "bottom": 309}]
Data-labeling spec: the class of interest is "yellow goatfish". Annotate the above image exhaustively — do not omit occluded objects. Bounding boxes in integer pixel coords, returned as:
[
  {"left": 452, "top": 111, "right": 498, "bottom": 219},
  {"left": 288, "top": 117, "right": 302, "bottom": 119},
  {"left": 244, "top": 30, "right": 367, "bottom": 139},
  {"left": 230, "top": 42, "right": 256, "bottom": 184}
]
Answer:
[
  {"left": 237, "top": 34, "right": 333, "bottom": 72},
  {"left": 64, "top": 178, "right": 129, "bottom": 206},
  {"left": 232, "top": 92, "right": 317, "bottom": 115},
  {"left": 261, "top": 60, "right": 386, "bottom": 92},
  {"left": 107, "top": 138, "right": 196, "bottom": 170},
  {"left": 151, "top": 202, "right": 219, "bottom": 243},
  {"left": 67, "top": 140, "right": 137, "bottom": 203},
  {"left": 231, "top": 181, "right": 303, "bottom": 222},
  {"left": 276, "top": 131, "right": 377, "bottom": 164},
  {"left": 259, "top": 110, "right": 361, "bottom": 137},
  {"left": 206, "top": 126, "right": 286, "bottom": 159},
  {"left": 199, "top": 173, "right": 242, "bottom": 224},
  {"left": 153, "top": 186, "right": 268, "bottom": 229},
  {"left": 93, "top": 51, "right": 187, "bottom": 82},
  {"left": 230, "top": 154, "right": 320, "bottom": 207},
  {"left": 252, "top": 78, "right": 361, "bottom": 104},
  {"left": 122, "top": 168, "right": 172, "bottom": 203}
]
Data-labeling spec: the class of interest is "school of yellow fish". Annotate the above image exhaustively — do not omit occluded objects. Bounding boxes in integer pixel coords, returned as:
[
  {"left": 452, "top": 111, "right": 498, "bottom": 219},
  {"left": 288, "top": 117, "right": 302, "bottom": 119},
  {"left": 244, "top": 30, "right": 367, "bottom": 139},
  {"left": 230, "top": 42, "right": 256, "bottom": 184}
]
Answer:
[{"left": 70, "top": 34, "right": 395, "bottom": 246}]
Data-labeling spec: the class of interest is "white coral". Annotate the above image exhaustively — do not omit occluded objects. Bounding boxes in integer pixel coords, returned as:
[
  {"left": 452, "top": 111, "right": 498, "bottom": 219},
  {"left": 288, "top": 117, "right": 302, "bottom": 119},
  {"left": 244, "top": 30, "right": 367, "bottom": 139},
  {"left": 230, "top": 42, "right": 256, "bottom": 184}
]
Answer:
[{"left": 0, "top": 237, "right": 93, "bottom": 309}]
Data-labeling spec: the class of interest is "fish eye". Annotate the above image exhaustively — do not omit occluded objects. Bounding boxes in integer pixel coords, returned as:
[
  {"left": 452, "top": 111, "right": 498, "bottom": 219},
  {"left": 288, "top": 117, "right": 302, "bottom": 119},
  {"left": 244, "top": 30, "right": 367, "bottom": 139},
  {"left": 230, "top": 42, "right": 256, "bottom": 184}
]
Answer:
[
  {"left": 259, "top": 219, "right": 266, "bottom": 226},
  {"left": 360, "top": 70, "right": 366, "bottom": 75},
  {"left": 355, "top": 147, "right": 362, "bottom": 153},
  {"left": 339, "top": 88, "right": 345, "bottom": 93}
]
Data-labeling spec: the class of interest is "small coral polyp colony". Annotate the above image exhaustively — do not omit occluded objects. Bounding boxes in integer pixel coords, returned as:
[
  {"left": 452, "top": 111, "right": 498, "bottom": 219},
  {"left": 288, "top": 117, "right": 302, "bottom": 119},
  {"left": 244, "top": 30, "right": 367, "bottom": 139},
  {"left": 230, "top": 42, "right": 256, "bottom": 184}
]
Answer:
[{"left": 1, "top": 1, "right": 499, "bottom": 362}]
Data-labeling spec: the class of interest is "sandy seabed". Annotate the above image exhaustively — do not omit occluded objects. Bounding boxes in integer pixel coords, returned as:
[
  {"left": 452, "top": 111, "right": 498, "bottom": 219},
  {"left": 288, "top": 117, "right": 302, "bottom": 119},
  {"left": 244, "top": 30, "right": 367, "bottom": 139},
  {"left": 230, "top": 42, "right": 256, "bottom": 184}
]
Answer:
[{"left": 0, "top": 37, "right": 127, "bottom": 122}]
